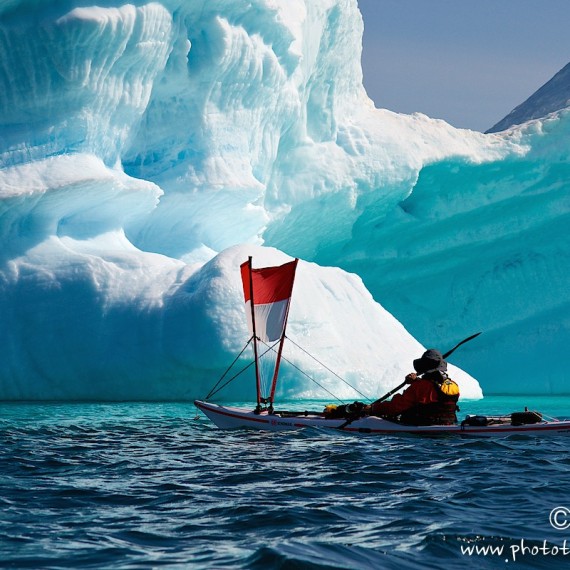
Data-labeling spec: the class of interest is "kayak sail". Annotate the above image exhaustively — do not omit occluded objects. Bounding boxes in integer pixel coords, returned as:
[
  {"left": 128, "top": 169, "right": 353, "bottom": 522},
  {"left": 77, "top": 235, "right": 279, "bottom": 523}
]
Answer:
[
  {"left": 195, "top": 258, "right": 570, "bottom": 437},
  {"left": 240, "top": 256, "right": 298, "bottom": 413}
]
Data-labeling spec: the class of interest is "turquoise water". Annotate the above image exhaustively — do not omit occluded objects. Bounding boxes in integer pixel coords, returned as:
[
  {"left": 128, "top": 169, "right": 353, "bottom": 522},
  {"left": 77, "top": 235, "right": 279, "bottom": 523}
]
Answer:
[{"left": 1, "top": 396, "right": 570, "bottom": 569}]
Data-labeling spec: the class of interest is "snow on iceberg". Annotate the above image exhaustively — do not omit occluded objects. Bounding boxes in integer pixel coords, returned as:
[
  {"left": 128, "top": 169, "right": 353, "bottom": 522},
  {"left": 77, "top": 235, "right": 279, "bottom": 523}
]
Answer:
[
  {"left": 0, "top": 0, "right": 566, "bottom": 399},
  {"left": 332, "top": 110, "right": 570, "bottom": 394},
  {"left": 0, "top": 239, "right": 482, "bottom": 401}
]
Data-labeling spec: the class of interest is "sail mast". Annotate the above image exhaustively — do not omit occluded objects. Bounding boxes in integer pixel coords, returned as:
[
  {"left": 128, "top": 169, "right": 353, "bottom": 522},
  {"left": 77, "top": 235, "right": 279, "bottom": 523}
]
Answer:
[
  {"left": 240, "top": 257, "right": 298, "bottom": 413},
  {"left": 246, "top": 256, "right": 263, "bottom": 413},
  {"left": 268, "top": 258, "right": 298, "bottom": 411}
]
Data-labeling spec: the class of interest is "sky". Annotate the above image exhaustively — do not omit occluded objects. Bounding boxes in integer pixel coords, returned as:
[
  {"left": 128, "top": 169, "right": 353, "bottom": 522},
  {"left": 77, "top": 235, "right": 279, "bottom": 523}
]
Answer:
[{"left": 357, "top": 0, "right": 570, "bottom": 132}]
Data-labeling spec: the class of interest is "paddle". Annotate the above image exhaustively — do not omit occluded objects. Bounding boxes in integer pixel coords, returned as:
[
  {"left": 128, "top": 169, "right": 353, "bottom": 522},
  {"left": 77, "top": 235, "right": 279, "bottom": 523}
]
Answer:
[
  {"left": 373, "top": 332, "right": 482, "bottom": 405},
  {"left": 335, "top": 332, "right": 482, "bottom": 430},
  {"left": 442, "top": 331, "right": 481, "bottom": 360}
]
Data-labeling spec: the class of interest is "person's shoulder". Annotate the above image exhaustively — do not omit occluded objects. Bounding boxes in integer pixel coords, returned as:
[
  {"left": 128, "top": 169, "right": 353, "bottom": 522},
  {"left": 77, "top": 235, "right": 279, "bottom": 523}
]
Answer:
[
  {"left": 440, "top": 377, "right": 460, "bottom": 396},
  {"left": 411, "top": 378, "right": 437, "bottom": 391}
]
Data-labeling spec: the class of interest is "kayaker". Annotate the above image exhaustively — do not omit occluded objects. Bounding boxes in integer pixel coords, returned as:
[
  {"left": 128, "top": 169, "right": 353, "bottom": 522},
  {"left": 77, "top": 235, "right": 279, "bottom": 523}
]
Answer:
[{"left": 365, "top": 349, "right": 460, "bottom": 425}]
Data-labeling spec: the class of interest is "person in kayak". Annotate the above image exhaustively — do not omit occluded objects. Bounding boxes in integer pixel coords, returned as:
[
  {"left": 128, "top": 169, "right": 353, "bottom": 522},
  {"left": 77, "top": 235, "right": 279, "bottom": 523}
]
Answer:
[{"left": 365, "top": 349, "right": 460, "bottom": 425}]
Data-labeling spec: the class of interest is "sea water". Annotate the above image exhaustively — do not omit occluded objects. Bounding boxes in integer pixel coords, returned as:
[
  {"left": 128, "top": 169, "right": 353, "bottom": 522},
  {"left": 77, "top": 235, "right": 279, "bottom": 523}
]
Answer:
[{"left": 1, "top": 396, "right": 570, "bottom": 569}]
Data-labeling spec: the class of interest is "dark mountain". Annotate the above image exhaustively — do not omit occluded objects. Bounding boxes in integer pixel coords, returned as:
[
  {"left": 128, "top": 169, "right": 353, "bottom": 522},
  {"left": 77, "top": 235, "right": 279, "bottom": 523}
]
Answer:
[{"left": 487, "top": 62, "right": 570, "bottom": 133}]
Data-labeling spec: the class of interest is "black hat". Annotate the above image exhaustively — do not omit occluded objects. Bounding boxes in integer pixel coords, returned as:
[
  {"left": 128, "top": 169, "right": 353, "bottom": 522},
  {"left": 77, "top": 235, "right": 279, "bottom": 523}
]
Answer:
[{"left": 413, "top": 349, "right": 447, "bottom": 374}]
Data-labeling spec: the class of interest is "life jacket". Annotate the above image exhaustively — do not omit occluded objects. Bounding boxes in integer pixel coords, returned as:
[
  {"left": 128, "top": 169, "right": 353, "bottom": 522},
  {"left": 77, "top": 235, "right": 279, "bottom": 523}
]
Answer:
[{"left": 399, "top": 375, "right": 460, "bottom": 426}]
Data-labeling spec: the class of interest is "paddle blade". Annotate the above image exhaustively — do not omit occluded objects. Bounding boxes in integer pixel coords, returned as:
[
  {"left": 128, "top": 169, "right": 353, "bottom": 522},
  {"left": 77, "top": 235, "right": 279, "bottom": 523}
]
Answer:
[{"left": 442, "top": 332, "right": 481, "bottom": 359}]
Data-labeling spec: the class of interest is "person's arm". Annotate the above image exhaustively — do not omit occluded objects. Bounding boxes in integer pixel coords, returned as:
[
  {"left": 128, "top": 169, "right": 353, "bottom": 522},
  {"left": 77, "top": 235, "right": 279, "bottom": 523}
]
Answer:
[
  {"left": 369, "top": 384, "right": 419, "bottom": 416},
  {"left": 368, "top": 377, "right": 438, "bottom": 416}
]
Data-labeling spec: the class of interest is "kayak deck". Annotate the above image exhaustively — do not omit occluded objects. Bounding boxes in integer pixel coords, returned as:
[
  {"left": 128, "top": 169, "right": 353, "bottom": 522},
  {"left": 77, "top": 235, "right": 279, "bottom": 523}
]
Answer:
[{"left": 194, "top": 400, "right": 570, "bottom": 437}]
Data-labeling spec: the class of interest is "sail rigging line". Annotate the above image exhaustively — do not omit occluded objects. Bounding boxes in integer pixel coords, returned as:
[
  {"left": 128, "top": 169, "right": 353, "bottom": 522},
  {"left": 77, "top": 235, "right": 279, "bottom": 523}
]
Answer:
[
  {"left": 254, "top": 338, "right": 281, "bottom": 405},
  {"left": 268, "top": 258, "right": 299, "bottom": 410},
  {"left": 240, "top": 257, "right": 298, "bottom": 413},
  {"left": 205, "top": 359, "right": 254, "bottom": 400},
  {"left": 258, "top": 338, "right": 345, "bottom": 404},
  {"left": 285, "top": 335, "right": 373, "bottom": 403},
  {"left": 205, "top": 337, "right": 253, "bottom": 400},
  {"left": 246, "top": 256, "right": 263, "bottom": 412},
  {"left": 205, "top": 341, "right": 280, "bottom": 400}
]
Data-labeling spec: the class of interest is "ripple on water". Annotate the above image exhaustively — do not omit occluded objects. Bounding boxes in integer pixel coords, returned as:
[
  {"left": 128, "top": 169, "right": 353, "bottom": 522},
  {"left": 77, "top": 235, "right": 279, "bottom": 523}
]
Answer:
[{"left": 1, "top": 400, "right": 570, "bottom": 568}]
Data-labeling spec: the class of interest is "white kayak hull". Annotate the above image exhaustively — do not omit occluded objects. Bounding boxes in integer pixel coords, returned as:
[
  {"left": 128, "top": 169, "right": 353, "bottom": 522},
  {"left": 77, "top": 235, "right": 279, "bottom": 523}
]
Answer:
[{"left": 194, "top": 400, "right": 570, "bottom": 437}]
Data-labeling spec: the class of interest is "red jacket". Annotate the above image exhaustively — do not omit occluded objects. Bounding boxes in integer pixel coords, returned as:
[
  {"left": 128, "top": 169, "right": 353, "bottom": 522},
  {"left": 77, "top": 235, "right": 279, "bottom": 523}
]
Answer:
[{"left": 370, "top": 378, "right": 444, "bottom": 417}]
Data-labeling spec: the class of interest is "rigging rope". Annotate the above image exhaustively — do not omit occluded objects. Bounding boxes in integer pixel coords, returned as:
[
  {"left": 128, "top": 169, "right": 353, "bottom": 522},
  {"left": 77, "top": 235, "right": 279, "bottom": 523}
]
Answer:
[
  {"left": 205, "top": 335, "right": 372, "bottom": 405},
  {"left": 258, "top": 339, "right": 345, "bottom": 404},
  {"left": 285, "top": 335, "right": 372, "bottom": 402},
  {"left": 205, "top": 337, "right": 253, "bottom": 399},
  {"left": 205, "top": 340, "right": 279, "bottom": 400},
  {"left": 258, "top": 340, "right": 281, "bottom": 401},
  {"left": 537, "top": 410, "right": 559, "bottom": 422}
]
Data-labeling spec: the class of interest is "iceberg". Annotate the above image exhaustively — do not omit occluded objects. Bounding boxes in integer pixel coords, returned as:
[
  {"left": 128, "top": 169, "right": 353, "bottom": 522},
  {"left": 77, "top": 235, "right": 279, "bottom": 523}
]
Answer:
[{"left": 0, "top": 0, "right": 566, "bottom": 399}]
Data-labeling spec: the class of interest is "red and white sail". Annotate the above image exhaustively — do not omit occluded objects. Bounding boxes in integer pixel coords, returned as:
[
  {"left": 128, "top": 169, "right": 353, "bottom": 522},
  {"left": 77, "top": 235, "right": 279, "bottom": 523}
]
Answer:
[
  {"left": 240, "top": 258, "right": 298, "bottom": 342},
  {"left": 240, "top": 257, "right": 298, "bottom": 409}
]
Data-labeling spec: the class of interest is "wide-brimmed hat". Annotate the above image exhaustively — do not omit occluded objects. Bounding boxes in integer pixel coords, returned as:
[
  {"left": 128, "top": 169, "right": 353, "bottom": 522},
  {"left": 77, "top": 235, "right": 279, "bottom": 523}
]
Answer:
[{"left": 413, "top": 349, "right": 447, "bottom": 374}]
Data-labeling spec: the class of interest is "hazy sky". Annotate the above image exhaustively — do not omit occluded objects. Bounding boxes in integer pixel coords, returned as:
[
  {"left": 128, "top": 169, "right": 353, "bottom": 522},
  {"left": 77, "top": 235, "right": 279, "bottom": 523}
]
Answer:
[{"left": 357, "top": 0, "right": 570, "bottom": 132}]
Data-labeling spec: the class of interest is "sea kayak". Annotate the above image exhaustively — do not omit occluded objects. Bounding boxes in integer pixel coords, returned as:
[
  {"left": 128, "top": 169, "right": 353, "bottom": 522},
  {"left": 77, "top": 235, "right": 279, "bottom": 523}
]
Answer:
[{"left": 194, "top": 400, "right": 570, "bottom": 437}]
